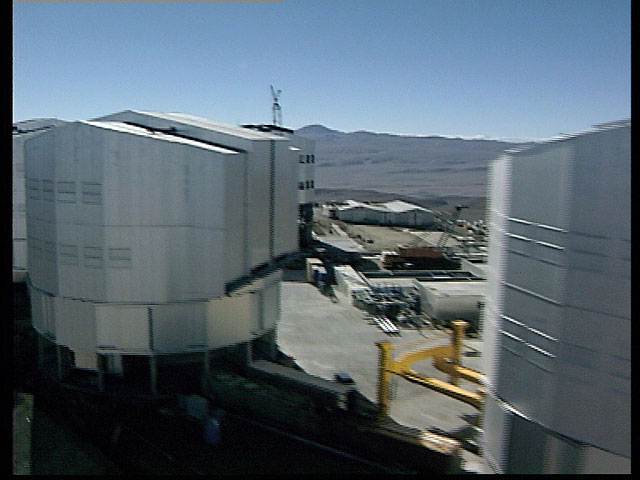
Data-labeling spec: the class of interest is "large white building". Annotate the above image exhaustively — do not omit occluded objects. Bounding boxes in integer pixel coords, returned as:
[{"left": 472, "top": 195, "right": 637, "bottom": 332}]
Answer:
[
  {"left": 483, "top": 120, "right": 630, "bottom": 473},
  {"left": 13, "top": 119, "right": 66, "bottom": 282},
  {"left": 333, "top": 199, "right": 434, "bottom": 226},
  {"left": 24, "top": 111, "right": 300, "bottom": 387}
]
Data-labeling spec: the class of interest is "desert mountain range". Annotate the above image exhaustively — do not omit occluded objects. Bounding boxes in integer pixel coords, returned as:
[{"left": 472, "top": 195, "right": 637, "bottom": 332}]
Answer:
[{"left": 295, "top": 124, "right": 533, "bottom": 221}]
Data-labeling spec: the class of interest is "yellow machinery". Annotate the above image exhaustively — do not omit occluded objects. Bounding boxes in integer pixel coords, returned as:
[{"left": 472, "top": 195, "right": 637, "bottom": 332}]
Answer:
[{"left": 376, "top": 320, "right": 485, "bottom": 419}]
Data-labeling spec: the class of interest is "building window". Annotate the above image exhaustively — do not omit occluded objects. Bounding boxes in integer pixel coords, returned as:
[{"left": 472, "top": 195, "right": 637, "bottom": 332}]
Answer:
[
  {"left": 299, "top": 154, "right": 305, "bottom": 164},
  {"left": 310, "top": 180, "right": 314, "bottom": 189},
  {"left": 298, "top": 182, "right": 305, "bottom": 190},
  {"left": 311, "top": 155, "right": 315, "bottom": 163}
]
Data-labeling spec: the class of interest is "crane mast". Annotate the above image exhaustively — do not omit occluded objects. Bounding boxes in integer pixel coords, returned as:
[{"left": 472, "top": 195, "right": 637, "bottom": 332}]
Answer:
[
  {"left": 270, "top": 85, "right": 283, "bottom": 126},
  {"left": 436, "top": 205, "right": 467, "bottom": 249}
]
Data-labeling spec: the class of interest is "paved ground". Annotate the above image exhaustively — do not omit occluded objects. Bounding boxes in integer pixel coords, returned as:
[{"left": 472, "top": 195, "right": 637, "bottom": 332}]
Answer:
[
  {"left": 337, "top": 223, "right": 422, "bottom": 251},
  {"left": 277, "top": 280, "right": 491, "bottom": 473}
]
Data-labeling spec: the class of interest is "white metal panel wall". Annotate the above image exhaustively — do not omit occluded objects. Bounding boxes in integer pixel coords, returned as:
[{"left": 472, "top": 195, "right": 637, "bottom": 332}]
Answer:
[
  {"left": 54, "top": 296, "right": 96, "bottom": 352},
  {"left": 150, "top": 303, "right": 207, "bottom": 353},
  {"left": 416, "top": 282, "right": 484, "bottom": 322},
  {"left": 261, "top": 280, "right": 280, "bottom": 331},
  {"left": 13, "top": 136, "right": 28, "bottom": 274},
  {"left": 95, "top": 304, "right": 150, "bottom": 352},
  {"left": 27, "top": 122, "right": 234, "bottom": 304},
  {"left": 483, "top": 393, "right": 512, "bottom": 473},
  {"left": 56, "top": 223, "right": 107, "bottom": 301},
  {"left": 553, "top": 126, "right": 630, "bottom": 457},
  {"left": 24, "top": 130, "right": 60, "bottom": 295},
  {"left": 414, "top": 209, "right": 433, "bottom": 226},
  {"left": 484, "top": 124, "right": 631, "bottom": 465},
  {"left": 579, "top": 445, "right": 631, "bottom": 474},
  {"left": 246, "top": 141, "right": 271, "bottom": 267},
  {"left": 432, "top": 293, "right": 484, "bottom": 323},
  {"left": 273, "top": 140, "right": 299, "bottom": 257},
  {"left": 205, "top": 293, "right": 258, "bottom": 348},
  {"left": 183, "top": 227, "right": 226, "bottom": 300},
  {"left": 29, "top": 288, "right": 48, "bottom": 337},
  {"left": 94, "top": 110, "right": 285, "bottom": 269},
  {"left": 484, "top": 155, "right": 511, "bottom": 387},
  {"left": 223, "top": 153, "right": 249, "bottom": 282}
]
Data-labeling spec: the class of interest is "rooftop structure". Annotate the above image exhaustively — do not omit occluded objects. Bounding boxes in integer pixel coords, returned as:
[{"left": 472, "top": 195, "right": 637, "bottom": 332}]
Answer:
[{"left": 483, "top": 120, "right": 630, "bottom": 473}]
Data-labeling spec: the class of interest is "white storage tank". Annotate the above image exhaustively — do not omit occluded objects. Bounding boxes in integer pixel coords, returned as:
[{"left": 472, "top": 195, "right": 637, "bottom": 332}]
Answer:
[
  {"left": 24, "top": 114, "right": 296, "bottom": 373},
  {"left": 483, "top": 120, "right": 630, "bottom": 473}
]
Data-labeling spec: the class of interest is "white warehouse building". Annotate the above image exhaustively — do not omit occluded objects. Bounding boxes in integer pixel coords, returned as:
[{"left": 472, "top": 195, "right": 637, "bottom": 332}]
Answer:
[
  {"left": 13, "top": 119, "right": 66, "bottom": 282},
  {"left": 24, "top": 111, "right": 300, "bottom": 390},
  {"left": 483, "top": 120, "right": 630, "bottom": 474},
  {"left": 333, "top": 199, "right": 434, "bottom": 226}
]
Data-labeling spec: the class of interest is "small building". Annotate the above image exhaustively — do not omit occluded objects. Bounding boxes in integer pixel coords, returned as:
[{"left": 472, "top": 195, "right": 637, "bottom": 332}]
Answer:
[
  {"left": 413, "top": 280, "right": 485, "bottom": 330},
  {"left": 24, "top": 110, "right": 300, "bottom": 391},
  {"left": 334, "top": 200, "right": 434, "bottom": 227}
]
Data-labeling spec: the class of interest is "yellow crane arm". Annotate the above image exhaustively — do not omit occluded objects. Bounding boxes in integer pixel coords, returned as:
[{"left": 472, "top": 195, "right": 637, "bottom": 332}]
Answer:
[
  {"left": 402, "top": 369, "right": 483, "bottom": 410},
  {"left": 376, "top": 320, "right": 485, "bottom": 418}
]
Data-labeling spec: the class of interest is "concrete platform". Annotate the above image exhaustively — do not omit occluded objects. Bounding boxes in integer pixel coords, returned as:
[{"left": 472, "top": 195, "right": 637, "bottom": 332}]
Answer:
[{"left": 277, "top": 280, "right": 491, "bottom": 473}]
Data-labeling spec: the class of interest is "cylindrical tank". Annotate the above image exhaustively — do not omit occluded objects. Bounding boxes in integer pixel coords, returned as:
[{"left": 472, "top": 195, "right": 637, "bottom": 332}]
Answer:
[{"left": 483, "top": 120, "right": 630, "bottom": 473}]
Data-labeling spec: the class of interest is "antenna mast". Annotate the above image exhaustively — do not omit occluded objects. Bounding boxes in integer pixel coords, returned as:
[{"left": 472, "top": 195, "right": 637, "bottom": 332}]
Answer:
[{"left": 270, "top": 85, "right": 283, "bottom": 126}]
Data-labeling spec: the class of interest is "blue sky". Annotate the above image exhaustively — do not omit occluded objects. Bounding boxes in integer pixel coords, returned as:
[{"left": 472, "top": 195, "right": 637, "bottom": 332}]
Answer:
[{"left": 13, "top": 0, "right": 630, "bottom": 141}]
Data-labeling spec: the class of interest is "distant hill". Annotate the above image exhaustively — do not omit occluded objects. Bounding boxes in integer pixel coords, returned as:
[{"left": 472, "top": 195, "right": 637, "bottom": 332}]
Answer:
[{"left": 295, "top": 124, "right": 533, "bottom": 200}]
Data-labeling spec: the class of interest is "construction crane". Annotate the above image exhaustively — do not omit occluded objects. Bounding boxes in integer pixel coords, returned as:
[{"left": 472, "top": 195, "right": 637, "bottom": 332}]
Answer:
[
  {"left": 270, "top": 85, "right": 283, "bottom": 126},
  {"left": 436, "top": 205, "right": 468, "bottom": 249}
]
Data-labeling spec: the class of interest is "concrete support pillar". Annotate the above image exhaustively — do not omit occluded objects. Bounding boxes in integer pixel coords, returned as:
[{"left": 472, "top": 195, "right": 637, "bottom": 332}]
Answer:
[
  {"left": 97, "top": 355, "right": 105, "bottom": 393},
  {"left": 56, "top": 344, "right": 63, "bottom": 382},
  {"left": 254, "top": 329, "right": 278, "bottom": 362},
  {"left": 450, "top": 320, "right": 467, "bottom": 386},
  {"left": 244, "top": 341, "right": 253, "bottom": 364},
  {"left": 105, "top": 354, "right": 123, "bottom": 376},
  {"left": 203, "top": 350, "right": 210, "bottom": 377},
  {"left": 149, "top": 355, "right": 158, "bottom": 396},
  {"left": 36, "top": 334, "right": 45, "bottom": 370}
]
